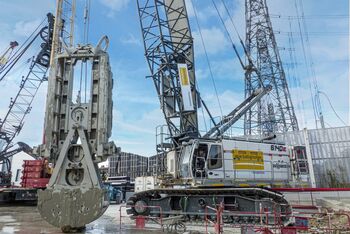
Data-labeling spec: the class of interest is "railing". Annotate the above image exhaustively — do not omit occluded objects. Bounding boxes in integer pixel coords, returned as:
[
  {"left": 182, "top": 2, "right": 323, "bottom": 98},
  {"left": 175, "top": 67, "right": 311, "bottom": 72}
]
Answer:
[
  {"left": 117, "top": 201, "right": 350, "bottom": 233},
  {"left": 119, "top": 204, "right": 163, "bottom": 231},
  {"left": 203, "top": 202, "right": 350, "bottom": 234}
]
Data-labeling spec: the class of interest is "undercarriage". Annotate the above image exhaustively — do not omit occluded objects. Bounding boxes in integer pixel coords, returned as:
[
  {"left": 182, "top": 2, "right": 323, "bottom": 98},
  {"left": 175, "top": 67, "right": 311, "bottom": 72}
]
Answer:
[{"left": 127, "top": 187, "right": 291, "bottom": 225}]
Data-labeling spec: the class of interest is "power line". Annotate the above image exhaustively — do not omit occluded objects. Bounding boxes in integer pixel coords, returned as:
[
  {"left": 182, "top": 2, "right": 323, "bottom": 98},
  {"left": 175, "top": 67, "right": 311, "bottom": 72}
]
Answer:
[
  {"left": 211, "top": 0, "right": 245, "bottom": 69},
  {"left": 318, "top": 91, "right": 347, "bottom": 126},
  {"left": 285, "top": 20, "right": 307, "bottom": 127},
  {"left": 294, "top": 0, "right": 324, "bottom": 129},
  {"left": 271, "top": 14, "right": 349, "bottom": 19},
  {"left": 277, "top": 31, "right": 348, "bottom": 36},
  {"left": 221, "top": 0, "right": 260, "bottom": 72}
]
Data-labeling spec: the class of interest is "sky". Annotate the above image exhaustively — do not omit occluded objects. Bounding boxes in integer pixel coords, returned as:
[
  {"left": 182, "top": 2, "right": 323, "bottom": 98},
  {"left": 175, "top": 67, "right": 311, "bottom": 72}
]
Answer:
[{"left": 0, "top": 0, "right": 348, "bottom": 156}]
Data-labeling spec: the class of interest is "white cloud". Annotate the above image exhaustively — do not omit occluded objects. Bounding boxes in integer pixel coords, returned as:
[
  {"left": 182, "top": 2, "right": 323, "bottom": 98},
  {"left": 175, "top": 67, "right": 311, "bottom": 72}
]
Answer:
[
  {"left": 186, "top": 0, "right": 225, "bottom": 22},
  {"left": 114, "top": 108, "right": 164, "bottom": 135},
  {"left": 204, "top": 89, "right": 243, "bottom": 116},
  {"left": 196, "top": 88, "right": 248, "bottom": 135},
  {"left": 118, "top": 94, "right": 158, "bottom": 105},
  {"left": 193, "top": 27, "right": 230, "bottom": 55},
  {"left": 195, "top": 68, "right": 210, "bottom": 80},
  {"left": 211, "top": 58, "right": 243, "bottom": 80},
  {"left": 113, "top": 108, "right": 165, "bottom": 155},
  {"left": 310, "top": 37, "right": 349, "bottom": 61},
  {"left": 99, "top": 0, "right": 130, "bottom": 17},
  {"left": 13, "top": 19, "right": 41, "bottom": 37},
  {"left": 120, "top": 33, "right": 142, "bottom": 46}
]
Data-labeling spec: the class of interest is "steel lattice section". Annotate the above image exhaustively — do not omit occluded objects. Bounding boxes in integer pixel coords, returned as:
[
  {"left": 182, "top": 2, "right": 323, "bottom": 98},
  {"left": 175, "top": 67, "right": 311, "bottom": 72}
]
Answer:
[
  {"left": 244, "top": 0, "right": 298, "bottom": 136},
  {"left": 137, "top": 0, "right": 199, "bottom": 148},
  {"left": 0, "top": 15, "right": 54, "bottom": 152}
]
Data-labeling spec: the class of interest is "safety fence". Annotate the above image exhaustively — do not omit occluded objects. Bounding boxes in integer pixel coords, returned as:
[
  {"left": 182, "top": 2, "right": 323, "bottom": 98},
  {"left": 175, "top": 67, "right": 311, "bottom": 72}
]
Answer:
[
  {"left": 119, "top": 205, "right": 164, "bottom": 232},
  {"left": 118, "top": 203, "right": 350, "bottom": 234},
  {"left": 119, "top": 204, "right": 213, "bottom": 233},
  {"left": 203, "top": 202, "right": 350, "bottom": 233}
]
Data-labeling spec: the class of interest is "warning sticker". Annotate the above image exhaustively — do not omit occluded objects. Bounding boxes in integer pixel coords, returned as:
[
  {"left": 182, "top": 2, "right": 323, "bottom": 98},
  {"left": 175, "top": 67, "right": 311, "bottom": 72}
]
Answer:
[
  {"left": 232, "top": 149, "right": 264, "bottom": 170},
  {"left": 179, "top": 67, "right": 190, "bottom": 85},
  {"left": 177, "top": 63, "right": 194, "bottom": 111}
]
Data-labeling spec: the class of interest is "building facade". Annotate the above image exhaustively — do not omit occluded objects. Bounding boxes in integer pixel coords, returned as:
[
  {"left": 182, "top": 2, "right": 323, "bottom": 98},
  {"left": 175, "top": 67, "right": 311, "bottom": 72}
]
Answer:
[
  {"left": 108, "top": 152, "right": 167, "bottom": 181},
  {"left": 277, "top": 126, "right": 350, "bottom": 187},
  {"left": 148, "top": 153, "right": 166, "bottom": 176},
  {"left": 108, "top": 152, "right": 148, "bottom": 180}
]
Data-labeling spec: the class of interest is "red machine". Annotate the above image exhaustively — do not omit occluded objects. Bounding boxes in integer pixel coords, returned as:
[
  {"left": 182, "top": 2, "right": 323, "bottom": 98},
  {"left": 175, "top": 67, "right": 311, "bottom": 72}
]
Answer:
[
  {"left": 0, "top": 159, "right": 51, "bottom": 203},
  {"left": 21, "top": 160, "right": 50, "bottom": 188}
]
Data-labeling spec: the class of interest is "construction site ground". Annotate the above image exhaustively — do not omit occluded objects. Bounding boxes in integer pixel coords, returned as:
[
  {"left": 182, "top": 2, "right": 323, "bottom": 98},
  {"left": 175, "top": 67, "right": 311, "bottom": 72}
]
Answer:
[
  {"left": 0, "top": 203, "right": 223, "bottom": 234},
  {"left": 1, "top": 198, "right": 350, "bottom": 234},
  {"left": 0, "top": 204, "right": 160, "bottom": 234}
]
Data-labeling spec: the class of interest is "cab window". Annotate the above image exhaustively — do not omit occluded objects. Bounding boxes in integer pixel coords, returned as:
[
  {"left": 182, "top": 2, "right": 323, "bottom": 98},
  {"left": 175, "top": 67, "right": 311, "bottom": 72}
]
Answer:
[
  {"left": 192, "top": 144, "right": 208, "bottom": 177},
  {"left": 208, "top": 145, "right": 222, "bottom": 169},
  {"left": 193, "top": 144, "right": 208, "bottom": 160}
]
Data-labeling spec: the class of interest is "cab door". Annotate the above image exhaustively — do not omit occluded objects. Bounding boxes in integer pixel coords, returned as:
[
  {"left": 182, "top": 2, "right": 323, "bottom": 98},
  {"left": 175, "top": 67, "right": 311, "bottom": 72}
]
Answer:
[{"left": 207, "top": 144, "right": 224, "bottom": 179}]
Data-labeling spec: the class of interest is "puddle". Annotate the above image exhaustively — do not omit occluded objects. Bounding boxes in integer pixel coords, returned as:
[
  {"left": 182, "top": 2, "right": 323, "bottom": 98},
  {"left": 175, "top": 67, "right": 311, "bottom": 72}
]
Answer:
[
  {"left": 0, "top": 216, "right": 16, "bottom": 223},
  {"left": 1, "top": 226, "right": 19, "bottom": 234}
]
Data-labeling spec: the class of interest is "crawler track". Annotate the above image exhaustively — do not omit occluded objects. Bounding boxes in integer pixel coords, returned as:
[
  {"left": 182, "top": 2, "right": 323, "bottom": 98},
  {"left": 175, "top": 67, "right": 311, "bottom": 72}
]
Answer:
[{"left": 127, "top": 187, "right": 291, "bottom": 224}]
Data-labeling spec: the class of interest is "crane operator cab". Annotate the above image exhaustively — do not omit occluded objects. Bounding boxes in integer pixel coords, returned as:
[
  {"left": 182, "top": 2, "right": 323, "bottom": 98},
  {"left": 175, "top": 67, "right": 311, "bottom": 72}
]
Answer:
[{"left": 178, "top": 139, "right": 224, "bottom": 185}]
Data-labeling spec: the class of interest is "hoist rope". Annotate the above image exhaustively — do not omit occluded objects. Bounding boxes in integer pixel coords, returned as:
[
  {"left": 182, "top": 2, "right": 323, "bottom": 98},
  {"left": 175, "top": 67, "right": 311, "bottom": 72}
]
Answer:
[
  {"left": 220, "top": 0, "right": 246, "bottom": 50},
  {"left": 211, "top": 0, "right": 245, "bottom": 69},
  {"left": 0, "top": 18, "right": 46, "bottom": 81},
  {"left": 78, "top": 0, "right": 91, "bottom": 103},
  {"left": 190, "top": 0, "right": 223, "bottom": 120},
  {"left": 84, "top": 0, "right": 91, "bottom": 103}
]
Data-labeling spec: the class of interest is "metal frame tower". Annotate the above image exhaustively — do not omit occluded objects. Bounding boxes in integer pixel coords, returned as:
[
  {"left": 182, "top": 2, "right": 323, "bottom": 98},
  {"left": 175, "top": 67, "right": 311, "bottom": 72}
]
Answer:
[
  {"left": 137, "top": 0, "right": 199, "bottom": 148},
  {"left": 244, "top": 0, "right": 299, "bottom": 136}
]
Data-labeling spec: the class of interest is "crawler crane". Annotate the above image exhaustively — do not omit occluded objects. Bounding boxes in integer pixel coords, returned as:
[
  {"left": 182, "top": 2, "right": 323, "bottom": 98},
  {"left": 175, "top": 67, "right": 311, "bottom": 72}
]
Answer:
[
  {"left": 127, "top": 0, "right": 306, "bottom": 224},
  {"left": 0, "top": 13, "right": 54, "bottom": 187}
]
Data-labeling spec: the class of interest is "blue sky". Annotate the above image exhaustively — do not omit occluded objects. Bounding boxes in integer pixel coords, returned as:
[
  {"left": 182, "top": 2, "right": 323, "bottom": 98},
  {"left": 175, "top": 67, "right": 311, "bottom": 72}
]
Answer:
[{"left": 0, "top": 0, "right": 348, "bottom": 156}]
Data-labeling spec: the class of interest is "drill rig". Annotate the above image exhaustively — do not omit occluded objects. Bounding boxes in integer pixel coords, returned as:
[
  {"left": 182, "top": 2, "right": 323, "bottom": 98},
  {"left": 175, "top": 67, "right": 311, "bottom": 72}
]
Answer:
[
  {"left": 37, "top": 36, "right": 116, "bottom": 231},
  {"left": 35, "top": 1, "right": 117, "bottom": 231},
  {"left": 127, "top": 0, "right": 302, "bottom": 224},
  {"left": 36, "top": 34, "right": 116, "bottom": 231}
]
